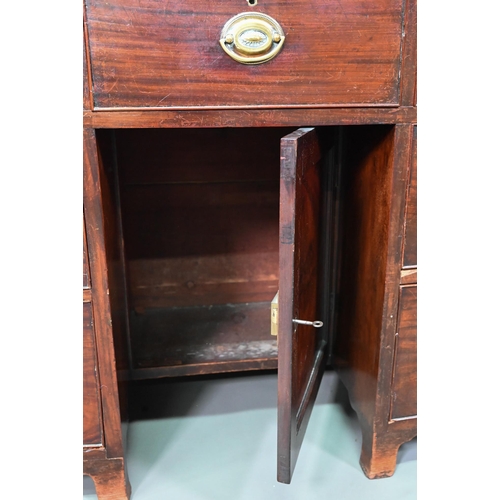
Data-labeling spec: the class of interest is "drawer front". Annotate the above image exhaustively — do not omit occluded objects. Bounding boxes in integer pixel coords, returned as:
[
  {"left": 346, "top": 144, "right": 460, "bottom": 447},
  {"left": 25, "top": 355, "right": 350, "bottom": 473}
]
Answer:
[
  {"left": 85, "top": 0, "right": 404, "bottom": 109},
  {"left": 83, "top": 217, "right": 90, "bottom": 289},
  {"left": 83, "top": 302, "right": 103, "bottom": 446},
  {"left": 402, "top": 125, "right": 417, "bottom": 268},
  {"left": 390, "top": 285, "right": 416, "bottom": 420}
]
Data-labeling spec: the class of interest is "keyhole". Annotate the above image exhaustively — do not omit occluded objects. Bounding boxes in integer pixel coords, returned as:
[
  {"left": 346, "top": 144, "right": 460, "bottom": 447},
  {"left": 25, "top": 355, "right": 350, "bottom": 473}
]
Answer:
[{"left": 247, "top": 0, "right": 257, "bottom": 6}]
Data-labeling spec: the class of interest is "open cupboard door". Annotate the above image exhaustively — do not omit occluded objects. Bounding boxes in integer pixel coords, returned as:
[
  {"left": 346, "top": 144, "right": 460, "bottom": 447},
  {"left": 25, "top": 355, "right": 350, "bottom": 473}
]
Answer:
[{"left": 277, "top": 127, "right": 338, "bottom": 483}]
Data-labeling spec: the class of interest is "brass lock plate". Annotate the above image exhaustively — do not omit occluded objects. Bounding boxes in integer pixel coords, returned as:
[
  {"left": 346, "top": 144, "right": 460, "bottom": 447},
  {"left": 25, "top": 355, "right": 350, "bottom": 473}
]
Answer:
[{"left": 271, "top": 291, "right": 279, "bottom": 337}]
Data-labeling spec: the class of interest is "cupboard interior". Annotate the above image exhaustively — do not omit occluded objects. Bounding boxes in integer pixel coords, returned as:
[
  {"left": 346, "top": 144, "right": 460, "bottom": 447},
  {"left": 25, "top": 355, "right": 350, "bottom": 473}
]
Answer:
[
  {"left": 95, "top": 125, "right": 395, "bottom": 381},
  {"left": 96, "top": 127, "right": 292, "bottom": 379}
]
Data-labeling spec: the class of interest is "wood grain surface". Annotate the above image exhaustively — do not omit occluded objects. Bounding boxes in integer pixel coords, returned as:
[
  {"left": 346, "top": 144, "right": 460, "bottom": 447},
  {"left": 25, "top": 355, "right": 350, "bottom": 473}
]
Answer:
[
  {"left": 390, "top": 285, "right": 417, "bottom": 419},
  {"left": 84, "top": 106, "right": 417, "bottom": 130},
  {"left": 84, "top": 129, "right": 127, "bottom": 458},
  {"left": 84, "top": 458, "right": 130, "bottom": 500},
  {"left": 334, "top": 125, "right": 416, "bottom": 479},
  {"left": 84, "top": 0, "right": 404, "bottom": 109},
  {"left": 334, "top": 125, "right": 395, "bottom": 423},
  {"left": 277, "top": 127, "right": 336, "bottom": 483},
  {"left": 400, "top": 0, "right": 417, "bottom": 106},
  {"left": 402, "top": 125, "right": 416, "bottom": 268},
  {"left": 115, "top": 128, "right": 283, "bottom": 311},
  {"left": 83, "top": 302, "right": 103, "bottom": 446},
  {"left": 129, "top": 302, "right": 277, "bottom": 371},
  {"left": 83, "top": 215, "right": 91, "bottom": 289}
]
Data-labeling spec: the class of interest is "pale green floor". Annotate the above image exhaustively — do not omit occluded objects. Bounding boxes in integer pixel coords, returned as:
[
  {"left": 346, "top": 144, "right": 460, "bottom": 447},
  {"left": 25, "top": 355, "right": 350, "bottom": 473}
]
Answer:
[{"left": 84, "top": 370, "right": 416, "bottom": 500}]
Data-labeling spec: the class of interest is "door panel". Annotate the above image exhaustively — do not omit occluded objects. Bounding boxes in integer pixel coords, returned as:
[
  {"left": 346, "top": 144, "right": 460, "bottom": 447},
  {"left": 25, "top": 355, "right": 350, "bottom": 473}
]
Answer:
[
  {"left": 390, "top": 285, "right": 417, "bottom": 420},
  {"left": 402, "top": 125, "right": 417, "bottom": 268},
  {"left": 83, "top": 301, "right": 104, "bottom": 446},
  {"left": 277, "top": 127, "right": 336, "bottom": 483}
]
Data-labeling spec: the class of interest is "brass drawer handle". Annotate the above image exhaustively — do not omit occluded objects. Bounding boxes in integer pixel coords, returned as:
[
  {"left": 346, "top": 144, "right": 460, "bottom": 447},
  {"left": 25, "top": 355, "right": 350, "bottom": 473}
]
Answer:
[{"left": 220, "top": 12, "right": 285, "bottom": 65}]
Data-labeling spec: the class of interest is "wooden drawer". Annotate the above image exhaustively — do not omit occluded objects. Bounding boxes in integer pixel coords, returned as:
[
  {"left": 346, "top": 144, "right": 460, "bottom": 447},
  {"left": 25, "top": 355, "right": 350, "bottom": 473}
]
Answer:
[
  {"left": 84, "top": 0, "right": 405, "bottom": 110},
  {"left": 83, "top": 301, "right": 103, "bottom": 447},
  {"left": 390, "top": 284, "right": 416, "bottom": 420},
  {"left": 402, "top": 125, "right": 416, "bottom": 268}
]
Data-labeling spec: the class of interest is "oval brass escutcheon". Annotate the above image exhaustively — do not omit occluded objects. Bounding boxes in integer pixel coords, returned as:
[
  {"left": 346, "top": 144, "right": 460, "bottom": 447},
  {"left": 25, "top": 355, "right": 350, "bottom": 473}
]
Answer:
[{"left": 220, "top": 12, "right": 285, "bottom": 65}]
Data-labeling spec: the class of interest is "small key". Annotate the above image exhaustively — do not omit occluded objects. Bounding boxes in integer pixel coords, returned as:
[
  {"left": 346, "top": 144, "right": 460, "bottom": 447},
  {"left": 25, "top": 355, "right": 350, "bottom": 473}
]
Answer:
[{"left": 292, "top": 319, "right": 323, "bottom": 328}]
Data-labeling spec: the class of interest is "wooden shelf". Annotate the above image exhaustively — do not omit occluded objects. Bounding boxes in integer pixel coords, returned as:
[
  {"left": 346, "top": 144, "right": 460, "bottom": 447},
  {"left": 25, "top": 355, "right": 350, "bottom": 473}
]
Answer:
[{"left": 129, "top": 302, "right": 277, "bottom": 379}]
